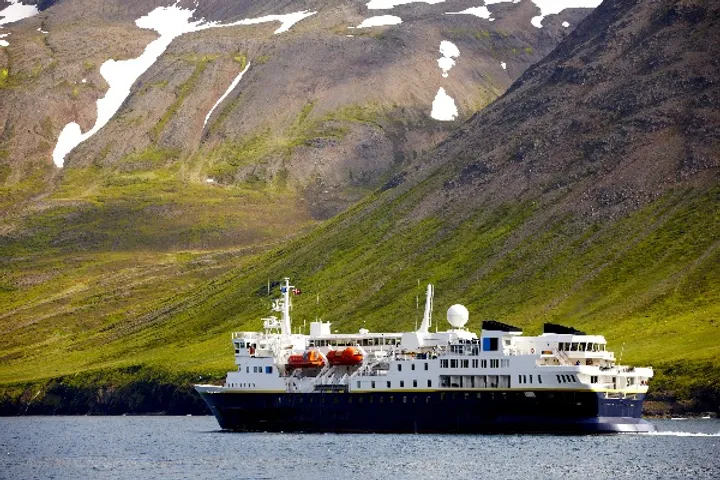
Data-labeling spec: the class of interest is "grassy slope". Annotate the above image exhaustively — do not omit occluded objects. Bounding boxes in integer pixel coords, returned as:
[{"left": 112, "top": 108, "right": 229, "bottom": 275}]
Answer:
[{"left": 2, "top": 164, "right": 717, "bottom": 402}]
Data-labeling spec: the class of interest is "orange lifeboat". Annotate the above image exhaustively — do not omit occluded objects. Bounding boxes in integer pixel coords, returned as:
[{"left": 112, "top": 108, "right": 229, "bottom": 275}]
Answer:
[
  {"left": 327, "top": 347, "right": 363, "bottom": 366},
  {"left": 287, "top": 350, "right": 325, "bottom": 369}
]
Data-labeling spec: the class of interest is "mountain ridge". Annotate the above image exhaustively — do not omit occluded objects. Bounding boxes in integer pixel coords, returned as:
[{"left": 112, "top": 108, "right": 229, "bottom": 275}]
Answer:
[{"left": 1, "top": 0, "right": 718, "bottom": 415}]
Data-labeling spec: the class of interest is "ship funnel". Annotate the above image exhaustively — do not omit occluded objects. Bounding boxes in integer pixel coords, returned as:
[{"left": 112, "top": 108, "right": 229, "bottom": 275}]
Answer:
[{"left": 417, "top": 284, "right": 434, "bottom": 333}]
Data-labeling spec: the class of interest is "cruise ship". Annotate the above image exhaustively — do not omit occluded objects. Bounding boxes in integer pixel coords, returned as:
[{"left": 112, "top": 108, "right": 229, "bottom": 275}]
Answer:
[{"left": 195, "top": 279, "right": 655, "bottom": 433}]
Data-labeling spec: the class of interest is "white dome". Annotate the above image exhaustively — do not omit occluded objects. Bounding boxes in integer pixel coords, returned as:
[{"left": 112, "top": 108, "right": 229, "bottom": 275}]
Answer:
[{"left": 447, "top": 304, "right": 469, "bottom": 329}]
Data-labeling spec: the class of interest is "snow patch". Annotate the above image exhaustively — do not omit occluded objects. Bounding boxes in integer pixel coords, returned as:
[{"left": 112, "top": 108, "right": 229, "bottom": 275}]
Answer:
[
  {"left": 81, "top": 78, "right": 87, "bottom": 83},
  {"left": 0, "top": 0, "right": 38, "bottom": 27},
  {"left": 356, "top": 15, "right": 402, "bottom": 28},
  {"left": 437, "top": 40, "right": 459, "bottom": 78},
  {"left": 203, "top": 62, "right": 251, "bottom": 128},
  {"left": 37, "top": 27, "right": 48, "bottom": 34},
  {"left": 367, "top": 0, "right": 445, "bottom": 9},
  {"left": 530, "top": 0, "right": 601, "bottom": 28},
  {"left": 445, "top": 7, "right": 493, "bottom": 21},
  {"left": 431, "top": 87, "right": 457, "bottom": 121},
  {"left": 206, "top": 178, "right": 215, "bottom": 184},
  {"left": 501, "top": 62, "right": 507, "bottom": 70},
  {"left": 0, "top": 33, "right": 8, "bottom": 47},
  {"left": 562, "top": 21, "right": 570, "bottom": 28},
  {"left": 52, "top": 6, "right": 316, "bottom": 168}
]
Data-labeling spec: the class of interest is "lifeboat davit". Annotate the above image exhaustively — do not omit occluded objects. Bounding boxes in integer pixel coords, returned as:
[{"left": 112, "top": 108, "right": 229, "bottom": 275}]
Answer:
[
  {"left": 327, "top": 347, "right": 363, "bottom": 366},
  {"left": 287, "top": 350, "right": 325, "bottom": 369}
]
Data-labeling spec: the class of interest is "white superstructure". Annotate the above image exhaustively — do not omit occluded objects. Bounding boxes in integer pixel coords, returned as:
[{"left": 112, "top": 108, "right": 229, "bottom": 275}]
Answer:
[{"left": 197, "top": 279, "right": 653, "bottom": 400}]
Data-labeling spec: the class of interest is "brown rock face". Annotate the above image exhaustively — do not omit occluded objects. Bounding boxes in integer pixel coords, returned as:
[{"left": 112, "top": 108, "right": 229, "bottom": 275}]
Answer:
[
  {"left": 401, "top": 0, "right": 719, "bottom": 222},
  {"left": 1, "top": 0, "right": 593, "bottom": 222}
]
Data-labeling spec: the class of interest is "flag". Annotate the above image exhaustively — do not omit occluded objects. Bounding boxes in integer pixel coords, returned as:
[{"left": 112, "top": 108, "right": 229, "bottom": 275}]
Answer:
[{"left": 292, "top": 288, "right": 302, "bottom": 295}]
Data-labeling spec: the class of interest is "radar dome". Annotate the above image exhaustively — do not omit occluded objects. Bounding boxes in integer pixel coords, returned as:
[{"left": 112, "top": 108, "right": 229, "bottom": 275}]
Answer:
[{"left": 447, "top": 304, "right": 469, "bottom": 329}]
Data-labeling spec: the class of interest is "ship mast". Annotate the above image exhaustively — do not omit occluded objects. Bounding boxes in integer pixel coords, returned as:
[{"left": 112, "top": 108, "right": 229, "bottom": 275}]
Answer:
[
  {"left": 281, "top": 277, "right": 293, "bottom": 339},
  {"left": 417, "top": 284, "right": 434, "bottom": 333}
]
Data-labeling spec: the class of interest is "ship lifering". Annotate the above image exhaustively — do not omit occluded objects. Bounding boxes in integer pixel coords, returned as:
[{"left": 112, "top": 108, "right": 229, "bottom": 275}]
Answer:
[{"left": 530, "top": 348, "right": 535, "bottom": 354}]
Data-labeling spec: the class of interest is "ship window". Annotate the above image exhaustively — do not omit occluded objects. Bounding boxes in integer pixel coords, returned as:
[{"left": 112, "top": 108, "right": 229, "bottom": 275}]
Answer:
[
  {"left": 246, "top": 367, "right": 249, "bottom": 373},
  {"left": 371, "top": 381, "right": 376, "bottom": 388},
  {"left": 483, "top": 337, "right": 499, "bottom": 351},
  {"left": 411, "top": 364, "right": 415, "bottom": 371},
  {"left": 235, "top": 349, "right": 239, "bottom": 354},
  {"left": 490, "top": 359, "right": 499, "bottom": 368},
  {"left": 481, "top": 360, "right": 487, "bottom": 368},
  {"left": 461, "top": 359, "right": 469, "bottom": 368},
  {"left": 265, "top": 366, "right": 272, "bottom": 374},
  {"left": 523, "top": 375, "right": 527, "bottom": 383},
  {"left": 450, "top": 359, "right": 458, "bottom": 368},
  {"left": 400, "top": 381, "right": 405, "bottom": 388},
  {"left": 390, "top": 396, "right": 394, "bottom": 403},
  {"left": 403, "top": 396, "right": 407, "bottom": 404},
  {"left": 387, "top": 381, "right": 391, "bottom": 388},
  {"left": 379, "top": 396, "right": 384, "bottom": 403},
  {"left": 440, "top": 359, "right": 449, "bottom": 368},
  {"left": 472, "top": 359, "right": 478, "bottom": 368},
  {"left": 426, "top": 396, "right": 431, "bottom": 403},
  {"left": 571, "top": 343, "right": 578, "bottom": 351},
  {"left": 357, "top": 381, "right": 361, "bottom": 388},
  {"left": 529, "top": 375, "right": 532, "bottom": 384},
  {"left": 427, "top": 380, "right": 432, "bottom": 388},
  {"left": 538, "top": 375, "right": 542, "bottom": 384},
  {"left": 580, "top": 343, "right": 587, "bottom": 351},
  {"left": 556, "top": 375, "right": 561, "bottom": 383},
  {"left": 591, "top": 376, "right": 598, "bottom": 384},
  {"left": 518, "top": 375, "right": 522, "bottom": 384},
  {"left": 425, "top": 362, "right": 429, "bottom": 371},
  {"left": 398, "top": 364, "right": 402, "bottom": 372},
  {"left": 564, "top": 342, "right": 570, "bottom": 351},
  {"left": 558, "top": 343, "right": 564, "bottom": 351},
  {"left": 413, "top": 380, "right": 417, "bottom": 387}
]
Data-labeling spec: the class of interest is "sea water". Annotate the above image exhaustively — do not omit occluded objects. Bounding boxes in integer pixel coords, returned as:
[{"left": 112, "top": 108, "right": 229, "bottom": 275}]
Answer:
[{"left": 1, "top": 417, "right": 718, "bottom": 479}]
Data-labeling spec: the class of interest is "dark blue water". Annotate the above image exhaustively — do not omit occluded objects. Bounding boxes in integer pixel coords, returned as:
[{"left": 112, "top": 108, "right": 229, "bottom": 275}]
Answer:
[{"left": 1, "top": 416, "right": 718, "bottom": 480}]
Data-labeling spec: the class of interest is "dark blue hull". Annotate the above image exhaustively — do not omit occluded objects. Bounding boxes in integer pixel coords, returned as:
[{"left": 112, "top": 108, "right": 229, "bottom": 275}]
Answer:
[{"left": 196, "top": 389, "right": 655, "bottom": 433}]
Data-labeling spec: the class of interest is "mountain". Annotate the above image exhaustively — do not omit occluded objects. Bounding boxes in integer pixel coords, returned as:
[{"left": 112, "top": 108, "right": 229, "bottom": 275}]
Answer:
[
  {"left": 1, "top": 1, "right": 596, "bottom": 368},
  {"left": 2, "top": 0, "right": 718, "bottom": 415}
]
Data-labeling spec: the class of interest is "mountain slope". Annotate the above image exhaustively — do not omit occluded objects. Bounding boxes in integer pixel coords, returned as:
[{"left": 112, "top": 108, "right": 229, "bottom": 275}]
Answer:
[
  {"left": 0, "top": 0, "right": 596, "bottom": 360},
  {"left": 2, "top": 0, "right": 718, "bottom": 414}
]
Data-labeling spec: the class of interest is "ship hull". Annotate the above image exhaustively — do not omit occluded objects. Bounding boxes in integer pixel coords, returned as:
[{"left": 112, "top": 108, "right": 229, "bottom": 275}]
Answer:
[{"left": 195, "top": 388, "right": 655, "bottom": 434}]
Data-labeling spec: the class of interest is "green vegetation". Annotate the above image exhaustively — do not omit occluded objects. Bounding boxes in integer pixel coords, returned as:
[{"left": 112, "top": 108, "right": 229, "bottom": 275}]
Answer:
[
  {"left": 2, "top": 156, "right": 717, "bottom": 411},
  {"left": 0, "top": 68, "right": 9, "bottom": 88},
  {"left": 206, "top": 102, "right": 387, "bottom": 184},
  {"left": 151, "top": 55, "right": 217, "bottom": 141},
  {"left": 232, "top": 52, "right": 247, "bottom": 68}
]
